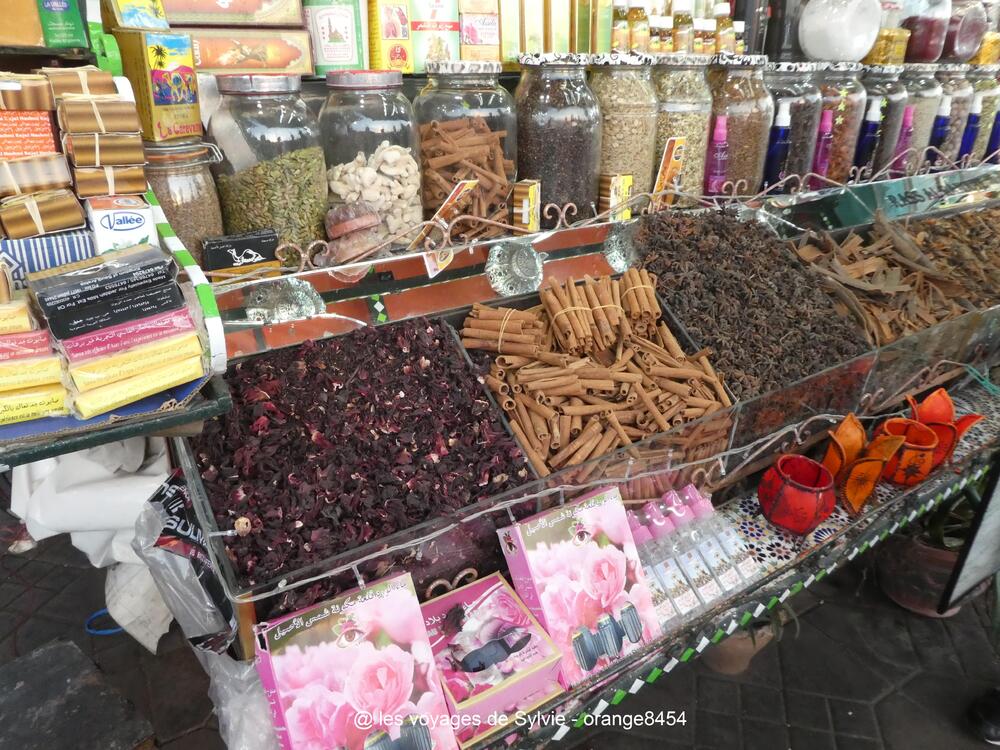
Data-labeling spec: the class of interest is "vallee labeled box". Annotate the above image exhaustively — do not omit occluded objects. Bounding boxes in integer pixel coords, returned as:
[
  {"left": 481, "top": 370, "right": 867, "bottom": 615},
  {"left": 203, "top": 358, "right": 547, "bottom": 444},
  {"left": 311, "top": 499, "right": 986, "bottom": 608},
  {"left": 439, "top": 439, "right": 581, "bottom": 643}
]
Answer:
[{"left": 85, "top": 196, "right": 158, "bottom": 253}]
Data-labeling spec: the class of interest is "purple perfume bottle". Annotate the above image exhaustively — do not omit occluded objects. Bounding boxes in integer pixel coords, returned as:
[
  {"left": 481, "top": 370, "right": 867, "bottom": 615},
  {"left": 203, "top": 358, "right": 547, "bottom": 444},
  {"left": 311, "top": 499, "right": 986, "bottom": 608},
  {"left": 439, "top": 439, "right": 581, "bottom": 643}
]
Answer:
[
  {"left": 891, "top": 104, "right": 915, "bottom": 177},
  {"left": 704, "top": 115, "right": 729, "bottom": 195},
  {"left": 809, "top": 109, "right": 834, "bottom": 189}
]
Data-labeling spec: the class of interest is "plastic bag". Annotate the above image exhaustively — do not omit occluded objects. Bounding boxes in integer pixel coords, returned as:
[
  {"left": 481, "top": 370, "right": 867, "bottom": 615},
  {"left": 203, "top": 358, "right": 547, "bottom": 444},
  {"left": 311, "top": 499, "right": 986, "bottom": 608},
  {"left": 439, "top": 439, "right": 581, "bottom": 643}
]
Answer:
[{"left": 195, "top": 650, "right": 280, "bottom": 750}]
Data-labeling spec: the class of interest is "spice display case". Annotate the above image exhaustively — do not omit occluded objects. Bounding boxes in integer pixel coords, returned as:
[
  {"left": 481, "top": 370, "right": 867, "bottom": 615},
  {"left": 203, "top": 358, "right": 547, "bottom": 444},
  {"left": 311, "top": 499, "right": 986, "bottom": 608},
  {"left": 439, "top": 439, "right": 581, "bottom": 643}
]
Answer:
[{"left": 653, "top": 54, "right": 714, "bottom": 198}]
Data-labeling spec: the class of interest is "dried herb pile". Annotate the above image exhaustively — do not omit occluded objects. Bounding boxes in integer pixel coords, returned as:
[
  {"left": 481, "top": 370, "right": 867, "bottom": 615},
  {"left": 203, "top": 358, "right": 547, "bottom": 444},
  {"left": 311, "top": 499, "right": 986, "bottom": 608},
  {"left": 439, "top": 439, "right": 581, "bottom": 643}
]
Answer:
[
  {"left": 795, "top": 214, "right": 975, "bottom": 347},
  {"left": 192, "top": 319, "right": 529, "bottom": 589},
  {"left": 637, "top": 212, "right": 870, "bottom": 400}
]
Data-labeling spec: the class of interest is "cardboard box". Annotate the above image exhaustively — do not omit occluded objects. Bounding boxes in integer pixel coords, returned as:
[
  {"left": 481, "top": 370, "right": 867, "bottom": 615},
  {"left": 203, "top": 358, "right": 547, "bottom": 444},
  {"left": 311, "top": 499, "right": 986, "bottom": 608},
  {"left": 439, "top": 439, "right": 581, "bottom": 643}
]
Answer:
[
  {"left": 113, "top": 30, "right": 203, "bottom": 142},
  {"left": 56, "top": 97, "right": 142, "bottom": 134},
  {"left": 0, "top": 229, "right": 94, "bottom": 289},
  {"left": 100, "top": 0, "right": 171, "bottom": 31},
  {"left": 304, "top": 0, "right": 365, "bottom": 73},
  {"left": 0, "top": 189, "right": 85, "bottom": 240},
  {"left": 178, "top": 27, "right": 314, "bottom": 75},
  {"left": 38, "top": 0, "right": 89, "bottom": 48},
  {"left": 459, "top": 0, "right": 498, "bottom": 60},
  {"left": 591, "top": 0, "right": 612, "bottom": 52},
  {"left": 0, "top": 0, "right": 44, "bottom": 47},
  {"left": 412, "top": 0, "right": 460, "bottom": 73},
  {"left": 0, "top": 75, "right": 55, "bottom": 111},
  {"left": 498, "top": 0, "right": 520, "bottom": 66},
  {"left": 544, "top": 0, "right": 571, "bottom": 52},
  {"left": 369, "top": 0, "right": 414, "bottom": 73},
  {"left": 73, "top": 165, "right": 148, "bottom": 198},
  {"left": 63, "top": 132, "right": 146, "bottom": 168},
  {"left": 162, "top": 0, "right": 304, "bottom": 25},
  {"left": 37, "top": 66, "right": 117, "bottom": 98},
  {"left": 85, "top": 195, "right": 157, "bottom": 253}
]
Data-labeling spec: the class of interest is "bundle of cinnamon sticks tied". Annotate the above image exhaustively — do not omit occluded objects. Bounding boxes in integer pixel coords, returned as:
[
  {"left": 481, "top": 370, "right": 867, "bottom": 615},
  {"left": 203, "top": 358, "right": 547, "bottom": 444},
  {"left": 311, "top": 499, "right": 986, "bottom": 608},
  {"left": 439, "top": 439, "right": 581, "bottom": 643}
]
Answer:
[
  {"left": 420, "top": 116, "right": 514, "bottom": 242},
  {"left": 461, "top": 272, "right": 732, "bottom": 478}
]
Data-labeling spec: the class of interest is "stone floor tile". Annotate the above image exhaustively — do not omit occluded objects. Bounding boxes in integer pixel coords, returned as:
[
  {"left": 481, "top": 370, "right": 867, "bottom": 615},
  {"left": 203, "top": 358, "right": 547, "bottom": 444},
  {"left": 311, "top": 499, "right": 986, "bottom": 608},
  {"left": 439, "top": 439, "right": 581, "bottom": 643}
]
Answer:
[
  {"left": 741, "top": 718, "right": 789, "bottom": 750},
  {"left": 695, "top": 711, "right": 741, "bottom": 749},
  {"left": 0, "top": 583, "right": 22, "bottom": 610},
  {"left": 898, "top": 671, "right": 997, "bottom": 742},
  {"left": 39, "top": 571, "right": 107, "bottom": 625},
  {"left": 4, "top": 586, "right": 58, "bottom": 616},
  {"left": 160, "top": 727, "right": 226, "bottom": 750},
  {"left": 829, "top": 699, "right": 879, "bottom": 739},
  {"left": 697, "top": 675, "right": 740, "bottom": 715},
  {"left": 943, "top": 618, "right": 1000, "bottom": 683},
  {"left": 876, "top": 692, "right": 983, "bottom": 750},
  {"left": 740, "top": 684, "right": 785, "bottom": 724},
  {"left": 142, "top": 644, "right": 214, "bottom": 741},
  {"left": 905, "top": 616, "right": 963, "bottom": 676},
  {"left": 785, "top": 691, "right": 831, "bottom": 732},
  {"left": 789, "top": 726, "right": 836, "bottom": 750},
  {"left": 779, "top": 622, "right": 891, "bottom": 702},
  {"left": 834, "top": 735, "right": 882, "bottom": 750}
]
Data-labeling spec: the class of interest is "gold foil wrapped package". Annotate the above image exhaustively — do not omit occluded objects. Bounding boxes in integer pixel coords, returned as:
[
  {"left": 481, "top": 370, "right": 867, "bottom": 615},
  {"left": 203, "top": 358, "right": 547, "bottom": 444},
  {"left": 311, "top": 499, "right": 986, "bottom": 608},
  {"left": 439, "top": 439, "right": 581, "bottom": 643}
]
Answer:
[
  {"left": 63, "top": 132, "right": 145, "bottom": 168},
  {"left": 36, "top": 65, "right": 117, "bottom": 99},
  {"left": 0, "top": 153, "right": 71, "bottom": 199},
  {"left": 73, "top": 165, "right": 147, "bottom": 198},
  {"left": 0, "top": 189, "right": 85, "bottom": 239},
  {"left": 0, "top": 74, "right": 56, "bottom": 111},
  {"left": 57, "top": 97, "right": 142, "bottom": 135}
]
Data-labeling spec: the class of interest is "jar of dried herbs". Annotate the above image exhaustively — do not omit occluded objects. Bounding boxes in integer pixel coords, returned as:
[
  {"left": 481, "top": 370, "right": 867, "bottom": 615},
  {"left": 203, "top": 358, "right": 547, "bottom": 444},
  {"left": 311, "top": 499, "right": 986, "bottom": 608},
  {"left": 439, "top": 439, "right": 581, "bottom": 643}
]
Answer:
[
  {"left": 764, "top": 61, "right": 825, "bottom": 181},
  {"left": 935, "top": 63, "right": 974, "bottom": 160},
  {"left": 968, "top": 64, "right": 1000, "bottom": 158},
  {"left": 515, "top": 53, "right": 602, "bottom": 228},
  {"left": 819, "top": 62, "right": 867, "bottom": 183},
  {"left": 589, "top": 52, "right": 660, "bottom": 194},
  {"left": 209, "top": 74, "right": 327, "bottom": 248},
  {"left": 863, "top": 64, "right": 910, "bottom": 172},
  {"left": 653, "top": 53, "right": 712, "bottom": 198},
  {"left": 145, "top": 140, "right": 224, "bottom": 265},
  {"left": 708, "top": 53, "right": 774, "bottom": 194},
  {"left": 413, "top": 61, "right": 516, "bottom": 230},
  {"left": 901, "top": 63, "right": 944, "bottom": 169}
]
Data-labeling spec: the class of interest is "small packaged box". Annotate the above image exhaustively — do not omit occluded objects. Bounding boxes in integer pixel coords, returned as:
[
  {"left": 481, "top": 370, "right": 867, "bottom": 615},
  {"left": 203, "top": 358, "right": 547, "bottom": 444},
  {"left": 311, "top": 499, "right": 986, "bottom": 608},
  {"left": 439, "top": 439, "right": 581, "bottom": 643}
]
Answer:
[
  {"left": 459, "top": 0, "right": 499, "bottom": 61},
  {"left": 0, "top": 383, "right": 69, "bottom": 426},
  {"left": 72, "top": 353, "right": 203, "bottom": 418},
  {"left": 591, "top": 0, "right": 613, "bottom": 53},
  {"left": 68, "top": 331, "right": 202, "bottom": 392},
  {"left": 38, "top": 0, "right": 89, "bottom": 50},
  {"left": 0, "top": 354, "right": 63, "bottom": 394},
  {"left": 304, "top": 0, "right": 365, "bottom": 74},
  {"left": 201, "top": 228, "right": 280, "bottom": 277},
  {"left": 42, "top": 283, "right": 185, "bottom": 341},
  {"left": 571, "top": 0, "right": 592, "bottom": 52},
  {"left": 0, "top": 74, "right": 56, "bottom": 111},
  {"left": 0, "top": 190, "right": 85, "bottom": 240},
  {"left": 0, "top": 229, "right": 95, "bottom": 289},
  {"left": 0, "top": 153, "right": 72, "bottom": 199},
  {"left": 100, "top": 0, "right": 171, "bottom": 31},
  {"left": 73, "top": 165, "right": 148, "bottom": 198},
  {"left": 422, "top": 573, "right": 563, "bottom": 748},
  {"left": 0, "top": 299, "right": 33, "bottom": 335},
  {"left": 0, "top": 0, "right": 44, "bottom": 47},
  {"left": 63, "top": 132, "right": 146, "bottom": 168},
  {"left": 370, "top": 0, "right": 415, "bottom": 73},
  {"left": 254, "top": 572, "right": 460, "bottom": 750},
  {"left": 412, "top": 0, "right": 460, "bottom": 73},
  {"left": 497, "top": 486, "right": 661, "bottom": 688},
  {"left": 179, "top": 28, "right": 314, "bottom": 75},
  {"left": 162, "top": 0, "right": 304, "bottom": 25},
  {"left": 544, "top": 0, "right": 571, "bottom": 53},
  {"left": 86, "top": 195, "right": 157, "bottom": 252},
  {"left": 60, "top": 308, "right": 194, "bottom": 364},
  {"left": 0, "top": 112, "right": 58, "bottom": 160},
  {"left": 57, "top": 96, "right": 143, "bottom": 134},
  {"left": 0, "top": 329, "right": 51, "bottom": 362},
  {"left": 36, "top": 66, "right": 118, "bottom": 99}
]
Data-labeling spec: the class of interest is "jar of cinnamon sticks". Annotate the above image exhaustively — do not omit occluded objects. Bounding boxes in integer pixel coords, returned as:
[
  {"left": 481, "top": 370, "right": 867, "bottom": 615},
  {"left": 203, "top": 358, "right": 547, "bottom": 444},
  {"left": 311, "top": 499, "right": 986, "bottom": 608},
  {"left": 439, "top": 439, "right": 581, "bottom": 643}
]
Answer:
[{"left": 413, "top": 60, "right": 517, "bottom": 242}]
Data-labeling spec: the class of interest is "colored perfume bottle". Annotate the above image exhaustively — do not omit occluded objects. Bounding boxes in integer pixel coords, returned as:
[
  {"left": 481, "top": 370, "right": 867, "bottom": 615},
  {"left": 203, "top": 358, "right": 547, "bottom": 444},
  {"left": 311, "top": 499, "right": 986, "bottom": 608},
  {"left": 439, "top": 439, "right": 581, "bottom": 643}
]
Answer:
[
  {"left": 664, "top": 491, "right": 742, "bottom": 593},
  {"left": 926, "top": 94, "right": 953, "bottom": 165},
  {"left": 987, "top": 108, "right": 1000, "bottom": 164},
  {"left": 853, "top": 96, "right": 885, "bottom": 174},
  {"left": 704, "top": 115, "right": 729, "bottom": 195},
  {"left": 810, "top": 109, "right": 834, "bottom": 189},
  {"left": 763, "top": 99, "right": 792, "bottom": 191},
  {"left": 891, "top": 105, "right": 915, "bottom": 177},
  {"left": 959, "top": 93, "right": 984, "bottom": 162},
  {"left": 681, "top": 485, "right": 761, "bottom": 583}
]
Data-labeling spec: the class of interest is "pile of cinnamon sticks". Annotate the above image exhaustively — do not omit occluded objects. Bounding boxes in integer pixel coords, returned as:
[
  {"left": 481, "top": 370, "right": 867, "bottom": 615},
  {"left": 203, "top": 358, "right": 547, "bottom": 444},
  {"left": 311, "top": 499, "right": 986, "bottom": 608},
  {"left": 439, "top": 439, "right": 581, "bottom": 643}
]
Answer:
[
  {"left": 461, "top": 275, "right": 732, "bottom": 478},
  {"left": 420, "top": 117, "right": 515, "bottom": 242}
]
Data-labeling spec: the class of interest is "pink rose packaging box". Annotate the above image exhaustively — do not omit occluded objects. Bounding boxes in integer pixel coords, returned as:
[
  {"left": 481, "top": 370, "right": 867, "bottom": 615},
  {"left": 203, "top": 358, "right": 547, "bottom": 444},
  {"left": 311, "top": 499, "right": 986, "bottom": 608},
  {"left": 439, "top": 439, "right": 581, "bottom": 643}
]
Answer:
[
  {"left": 497, "top": 486, "right": 662, "bottom": 688},
  {"left": 254, "top": 572, "right": 459, "bottom": 750},
  {"left": 422, "top": 573, "right": 563, "bottom": 747}
]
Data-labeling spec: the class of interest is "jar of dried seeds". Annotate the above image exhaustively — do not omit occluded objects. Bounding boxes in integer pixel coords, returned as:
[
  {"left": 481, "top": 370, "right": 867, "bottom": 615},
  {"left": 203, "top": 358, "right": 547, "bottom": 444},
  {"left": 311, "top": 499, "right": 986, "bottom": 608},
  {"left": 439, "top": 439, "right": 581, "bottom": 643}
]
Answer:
[
  {"left": 819, "top": 62, "right": 867, "bottom": 183},
  {"left": 863, "top": 65, "right": 909, "bottom": 172},
  {"left": 967, "top": 64, "right": 1000, "bottom": 158},
  {"left": 709, "top": 53, "right": 774, "bottom": 193},
  {"left": 764, "top": 61, "right": 825, "bottom": 181},
  {"left": 589, "top": 52, "right": 660, "bottom": 194},
  {"left": 145, "top": 140, "right": 224, "bottom": 265},
  {"left": 209, "top": 74, "right": 327, "bottom": 248},
  {"left": 901, "top": 63, "right": 944, "bottom": 169},
  {"left": 653, "top": 53, "right": 713, "bottom": 198},
  {"left": 935, "top": 63, "right": 974, "bottom": 160},
  {"left": 515, "top": 53, "right": 602, "bottom": 227}
]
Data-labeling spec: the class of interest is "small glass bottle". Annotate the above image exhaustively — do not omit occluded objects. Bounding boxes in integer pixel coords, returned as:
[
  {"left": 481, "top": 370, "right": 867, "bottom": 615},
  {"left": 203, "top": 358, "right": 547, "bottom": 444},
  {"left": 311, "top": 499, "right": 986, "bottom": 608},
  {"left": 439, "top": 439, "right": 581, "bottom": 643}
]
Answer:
[
  {"left": 673, "top": 0, "right": 696, "bottom": 52},
  {"left": 968, "top": 64, "right": 1000, "bottom": 159},
  {"left": 714, "top": 2, "right": 736, "bottom": 52},
  {"left": 613, "top": 0, "right": 631, "bottom": 50},
  {"left": 629, "top": 0, "right": 652, "bottom": 51},
  {"left": 935, "top": 63, "right": 975, "bottom": 160},
  {"left": 695, "top": 19, "right": 717, "bottom": 53},
  {"left": 901, "top": 62, "right": 945, "bottom": 168},
  {"left": 734, "top": 20, "right": 746, "bottom": 52}
]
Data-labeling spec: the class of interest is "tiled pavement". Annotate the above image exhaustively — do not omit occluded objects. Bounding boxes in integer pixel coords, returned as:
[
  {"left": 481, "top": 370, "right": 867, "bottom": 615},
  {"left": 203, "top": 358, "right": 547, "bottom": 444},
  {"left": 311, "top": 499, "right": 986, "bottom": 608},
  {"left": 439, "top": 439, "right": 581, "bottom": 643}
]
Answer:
[{"left": 0, "top": 511, "right": 997, "bottom": 750}]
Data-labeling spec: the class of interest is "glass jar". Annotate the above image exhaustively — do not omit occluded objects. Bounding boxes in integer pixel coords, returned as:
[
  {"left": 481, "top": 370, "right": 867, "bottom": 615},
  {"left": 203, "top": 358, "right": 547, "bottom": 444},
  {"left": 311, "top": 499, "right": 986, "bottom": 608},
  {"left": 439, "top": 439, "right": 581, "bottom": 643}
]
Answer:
[
  {"left": 863, "top": 65, "right": 910, "bottom": 171},
  {"left": 653, "top": 54, "right": 713, "bottom": 197},
  {"left": 708, "top": 53, "right": 774, "bottom": 193},
  {"left": 818, "top": 62, "right": 867, "bottom": 182},
  {"left": 968, "top": 64, "right": 1000, "bottom": 157},
  {"left": 209, "top": 74, "right": 327, "bottom": 247},
  {"left": 969, "top": 30, "right": 1000, "bottom": 63},
  {"left": 798, "top": 0, "right": 883, "bottom": 61},
  {"left": 941, "top": 0, "right": 989, "bottom": 60},
  {"left": 901, "top": 64, "right": 945, "bottom": 168},
  {"left": 145, "top": 141, "right": 224, "bottom": 265},
  {"left": 863, "top": 0, "right": 912, "bottom": 63},
  {"left": 589, "top": 53, "right": 660, "bottom": 194},
  {"left": 515, "top": 53, "right": 602, "bottom": 227},
  {"left": 936, "top": 63, "right": 975, "bottom": 159},
  {"left": 764, "top": 61, "right": 825, "bottom": 179},
  {"left": 319, "top": 70, "right": 422, "bottom": 241},
  {"left": 413, "top": 60, "right": 516, "bottom": 223},
  {"left": 902, "top": 0, "right": 952, "bottom": 61}
]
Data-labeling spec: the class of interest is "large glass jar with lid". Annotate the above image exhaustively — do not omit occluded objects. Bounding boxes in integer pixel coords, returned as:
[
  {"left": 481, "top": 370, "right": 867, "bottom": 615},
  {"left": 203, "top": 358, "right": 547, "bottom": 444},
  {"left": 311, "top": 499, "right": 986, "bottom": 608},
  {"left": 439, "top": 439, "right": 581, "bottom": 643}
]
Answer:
[
  {"left": 936, "top": 63, "right": 975, "bottom": 159},
  {"left": 969, "top": 64, "right": 1000, "bottom": 158},
  {"left": 412, "top": 60, "right": 516, "bottom": 224},
  {"left": 863, "top": 65, "right": 910, "bottom": 171},
  {"left": 708, "top": 54, "right": 774, "bottom": 193},
  {"left": 589, "top": 52, "right": 660, "bottom": 194},
  {"left": 319, "top": 70, "right": 422, "bottom": 241},
  {"left": 902, "top": 0, "right": 952, "bottom": 61},
  {"left": 797, "top": 0, "right": 882, "bottom": 62},
  {"left": 819, "top": 62, "right": 868, "bottom": 182},
  {"left": 863, "top": 0, "right": 912, "bottom": 64},
  {"left": 208, "top": 74, "right": 326, "bottom": 247},
  {"left": 764, "top": 61, "right": 824, "bottom": 180},
  {"left": 145, "top": 141, "right": 224, "bottom": 265},
  {"left": 941, "top": 0, "right": 989, "bottom": 60},
  {"left": 515, "top": 53, "right": 602, "bottom": 228},
  {"left": 652, "top": 54, "right": 712, "bottom": 198},
  {"left": 901, "top": 63, "right": 945, "bottom": 168}
]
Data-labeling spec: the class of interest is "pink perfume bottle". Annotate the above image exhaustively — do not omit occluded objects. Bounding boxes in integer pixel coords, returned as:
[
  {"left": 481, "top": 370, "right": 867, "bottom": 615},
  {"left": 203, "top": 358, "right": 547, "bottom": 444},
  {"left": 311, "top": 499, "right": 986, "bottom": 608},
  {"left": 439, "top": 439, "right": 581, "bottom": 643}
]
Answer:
[
  {"left": 704, "top": 115, "right": 729, "bottom": 195},
  {"left": 810, "top": 109, "right": 834, "bottom": 189}
]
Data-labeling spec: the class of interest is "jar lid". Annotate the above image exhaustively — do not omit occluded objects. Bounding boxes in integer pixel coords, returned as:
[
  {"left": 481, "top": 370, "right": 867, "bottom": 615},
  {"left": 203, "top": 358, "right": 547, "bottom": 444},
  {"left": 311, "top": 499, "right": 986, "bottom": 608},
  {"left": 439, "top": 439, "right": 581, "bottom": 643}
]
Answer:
[
  {"left": 144, "top": 139, "right": 222, "bottom": 167},
  {"left": 217, "top": 73, "right": 301, "bottom": 94},
  {"left": 590, "top": 52, "right": 655, "bottom": 66},
  {"left": 903, "top": 63, "right": 939, "bottom": 74},
  {"left": 937, "top": 63, "right": 971, "bottom": 73},
  {"left": 710, "top": 52, "right": 767, "bottom": 67},
  {"left": 519, "top": 52, "right": 589, "bottom": 66},
  {"left": 863, "top": 64, "right": 904, "bottom": 76},
  {"left": 326, "top": 70, "right": 403, "bottom": 88},
  {"left": 971, "top": 64, "right": 1000, "bottom": 74},
  {"left": 765, "top": 61, "right": 826, "bottom": 73},
  {"left": 826, "top": 62, "right": 863, "bottom": 73},
  {"left": 652, "top": 53, "right": 713, "bottom": 66},
  {"left": 426, "top": 60, "right": 502, "bottom": 75}
]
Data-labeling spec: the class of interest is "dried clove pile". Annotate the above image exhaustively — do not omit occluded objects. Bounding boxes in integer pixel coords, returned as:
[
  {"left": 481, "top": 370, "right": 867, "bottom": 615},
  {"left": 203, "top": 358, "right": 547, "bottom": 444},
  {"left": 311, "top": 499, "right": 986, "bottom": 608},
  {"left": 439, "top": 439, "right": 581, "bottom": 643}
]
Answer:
[
  {"left": 638, "top": 212, "right": 870, "bottom": 400},
  {"left": 192, "top": 318, "right": 529, "bottom": 591}
]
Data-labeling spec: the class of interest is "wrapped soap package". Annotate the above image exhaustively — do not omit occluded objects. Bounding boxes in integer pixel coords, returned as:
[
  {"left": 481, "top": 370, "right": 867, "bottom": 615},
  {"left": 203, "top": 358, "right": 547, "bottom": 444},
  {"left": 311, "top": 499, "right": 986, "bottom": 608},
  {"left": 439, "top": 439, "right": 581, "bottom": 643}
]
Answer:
[
  {"left": 41, "top": 283, "right": 184, "bottom": 341},
  {"left": 162, "top": 0, "right": 304, "bottom": 25},
  {"left": 0, "top": 299, "right": 33, "bottom": 335},
  {"left": 86, "top": 195, "right": 157, "bottom": 253},
  {"left": 0, "top": 329, "right": 51, "bottom": 362},
  {"left": 0, "top": 111, "right": 59, "bottom": 160},
  {"left": 0, "top": 230, "right": 95, "bottom": 288},
  {"left": 59, "top": 307, "right": 195, "bottom": 364},
  {"left": 0, "top": 74, "right": 56, "bottom": 111},
  {"left": 459, "top": 0, "right": 500, "bottom": 61},
  {"left": 72, "top": 164, "right": 148, "bottom": 198},
  {"left": 0, "top": 190, "right": 85, "bottom": 240},
  {"left": 0, "top": 383, "right": 69, "bottom": 426},
  {"left": 72, "top": 353, "right": 204, "bottom": 418},
  {"left": 0, "top": 354, "right": 63, "bottom": 394},
  {"left": 0, "top": 0, "right": 44, "bottom": 47},
  {"left": 68, "top": 331, "right": 203, "bottom": 392},
  {"left": 63, "top": 132, "right": 146, "bottom": 167},
  {"left": 37, "top": 0, "right": 89, "bottom": 48},
  {"left": 57, "top": 96, "right": 143, "bottom": 134},
  {"left": 0, "top": 153, "right": 72, "bottom": 199},
  {"left": 36, "top": 66, "right": 117, "bottom": 99},
  {"left": 179, "top": 28, "right": 314, "bottom": 75}
]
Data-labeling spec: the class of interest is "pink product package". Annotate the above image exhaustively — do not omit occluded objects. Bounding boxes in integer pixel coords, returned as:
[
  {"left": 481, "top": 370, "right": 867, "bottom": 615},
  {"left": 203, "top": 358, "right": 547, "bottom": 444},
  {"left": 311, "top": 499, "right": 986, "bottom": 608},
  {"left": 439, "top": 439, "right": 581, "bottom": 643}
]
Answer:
[
  {"left": 0, "top": 329, "right": 50, "bottom": 362},
  {"left": 59, "top": 307, "right": 195, "bottom": 363},
  {"left": 497, "top": 486, "right": 662, "bottom": 688},
  {"left": 254, "top": 573, "right": 459, "bottom": 750},
  {"left": 422, "top": 573, "right": 563, "bottom": 747}
]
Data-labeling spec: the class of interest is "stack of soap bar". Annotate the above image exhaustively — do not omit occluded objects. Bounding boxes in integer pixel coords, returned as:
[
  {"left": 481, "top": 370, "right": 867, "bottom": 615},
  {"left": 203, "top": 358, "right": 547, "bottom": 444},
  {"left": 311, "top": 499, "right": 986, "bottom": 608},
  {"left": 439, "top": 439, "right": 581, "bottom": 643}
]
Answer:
[{"left": 0, "top": 299, "right": 68, "bottom": 425}]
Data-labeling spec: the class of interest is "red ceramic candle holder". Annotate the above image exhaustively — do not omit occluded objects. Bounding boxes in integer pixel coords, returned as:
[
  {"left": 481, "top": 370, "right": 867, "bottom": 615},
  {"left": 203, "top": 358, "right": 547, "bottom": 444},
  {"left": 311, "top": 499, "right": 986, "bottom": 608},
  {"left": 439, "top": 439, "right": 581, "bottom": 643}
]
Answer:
[
  {"left": 875, "top": 418, "right": 939, "bottom": 487},
  {"left": 758, "top": 454, "right": 836, "bottom": 536}
]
